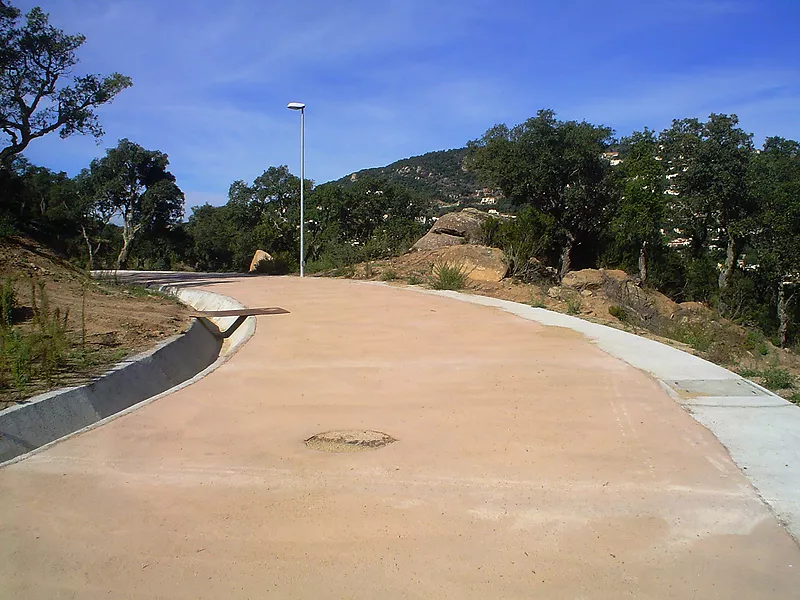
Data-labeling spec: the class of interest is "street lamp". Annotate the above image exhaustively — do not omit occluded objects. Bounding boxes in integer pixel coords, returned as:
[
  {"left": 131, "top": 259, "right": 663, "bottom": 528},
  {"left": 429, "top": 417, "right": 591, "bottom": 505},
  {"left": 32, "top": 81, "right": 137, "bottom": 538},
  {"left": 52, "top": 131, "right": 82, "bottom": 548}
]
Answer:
[{"left": 287, "top": 102, "right": 305, "bottom": 277}]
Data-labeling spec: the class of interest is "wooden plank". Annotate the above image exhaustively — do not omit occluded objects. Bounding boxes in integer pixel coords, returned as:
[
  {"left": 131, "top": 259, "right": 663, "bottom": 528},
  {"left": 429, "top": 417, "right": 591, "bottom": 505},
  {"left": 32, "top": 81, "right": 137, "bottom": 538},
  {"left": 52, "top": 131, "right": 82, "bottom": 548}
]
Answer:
[{"left": 190, "top": 307, "right": 290, "bottom": 318}]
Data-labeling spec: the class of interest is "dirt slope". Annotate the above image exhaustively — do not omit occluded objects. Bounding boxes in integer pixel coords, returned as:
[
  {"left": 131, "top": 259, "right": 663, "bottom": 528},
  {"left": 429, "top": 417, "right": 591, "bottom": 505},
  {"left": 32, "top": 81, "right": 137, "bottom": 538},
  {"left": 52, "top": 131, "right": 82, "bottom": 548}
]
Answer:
[{"left": 0, "top": 236, "right": 192, "bottom": 405}]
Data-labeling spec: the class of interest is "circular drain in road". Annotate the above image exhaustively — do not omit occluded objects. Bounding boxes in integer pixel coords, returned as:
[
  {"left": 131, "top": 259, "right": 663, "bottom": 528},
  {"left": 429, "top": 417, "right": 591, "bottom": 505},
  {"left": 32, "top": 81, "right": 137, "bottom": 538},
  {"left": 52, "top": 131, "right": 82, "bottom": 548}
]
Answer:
[{"left": 305, "top": 430, "right": 396, "bottom": 453}]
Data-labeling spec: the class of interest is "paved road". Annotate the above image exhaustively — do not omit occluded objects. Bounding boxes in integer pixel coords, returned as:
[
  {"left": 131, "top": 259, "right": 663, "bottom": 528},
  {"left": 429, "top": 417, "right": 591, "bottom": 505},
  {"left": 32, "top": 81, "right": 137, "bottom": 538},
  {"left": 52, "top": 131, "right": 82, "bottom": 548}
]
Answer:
[{"left": 2, "top": 276, "right": 799, "bottom": 599}]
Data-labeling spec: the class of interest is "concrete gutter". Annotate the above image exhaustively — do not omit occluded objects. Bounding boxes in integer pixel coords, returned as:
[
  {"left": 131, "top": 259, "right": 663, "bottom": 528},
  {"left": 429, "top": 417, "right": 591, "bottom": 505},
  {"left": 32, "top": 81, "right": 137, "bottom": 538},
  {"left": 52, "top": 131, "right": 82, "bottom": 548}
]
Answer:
[
  {"left": 400, "top": 285, "right": 800, "bottom": 543},
  {"left": 0, "top": 287, "right": 255, "bottom": 467}
]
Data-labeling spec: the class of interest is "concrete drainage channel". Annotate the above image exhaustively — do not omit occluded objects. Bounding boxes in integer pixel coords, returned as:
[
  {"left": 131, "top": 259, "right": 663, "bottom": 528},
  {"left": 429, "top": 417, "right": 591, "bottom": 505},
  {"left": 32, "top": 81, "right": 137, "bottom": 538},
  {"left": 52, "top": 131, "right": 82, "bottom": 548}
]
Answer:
[{"left": 0, "top": 285, "right": 256, "bottom": 466}]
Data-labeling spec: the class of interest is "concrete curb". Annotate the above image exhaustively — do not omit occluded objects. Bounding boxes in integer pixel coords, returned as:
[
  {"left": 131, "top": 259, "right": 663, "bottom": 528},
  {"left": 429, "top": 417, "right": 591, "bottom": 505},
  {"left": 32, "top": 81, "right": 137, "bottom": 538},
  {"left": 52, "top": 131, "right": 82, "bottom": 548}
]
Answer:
[
  {"left": 378, "top": 282, "right": 800, "bottom": 544},
  {"left": 0, "top": 287, "right": 255, "bottom": 468}
]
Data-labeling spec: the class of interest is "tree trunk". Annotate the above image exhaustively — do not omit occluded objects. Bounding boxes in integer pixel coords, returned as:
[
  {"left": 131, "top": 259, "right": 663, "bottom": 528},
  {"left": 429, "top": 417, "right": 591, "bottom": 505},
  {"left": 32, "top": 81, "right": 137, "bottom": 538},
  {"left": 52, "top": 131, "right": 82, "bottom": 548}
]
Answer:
[
  {"left": 81, "top": 225, "right": 95, "bottom": 271},
  {"left": 116, "top": 213, "right": 138, "bottom": 270},
  {"left": 718, "top": 231, "right": 737, "bottom": 290},
  {"left": 559, "top": 232, "right": 575, "bottom": 280},
  {"left": 638, "top": 240, "right": 648, "bottom": 283},
  {"left": 778, "top": 281, "right": 789, "bottom": 348}
]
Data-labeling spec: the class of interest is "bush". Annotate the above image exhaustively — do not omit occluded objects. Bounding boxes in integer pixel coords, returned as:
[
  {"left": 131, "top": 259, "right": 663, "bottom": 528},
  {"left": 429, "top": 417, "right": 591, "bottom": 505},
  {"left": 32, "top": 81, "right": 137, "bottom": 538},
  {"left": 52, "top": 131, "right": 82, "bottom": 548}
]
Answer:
[
  {"left": 380, "top": 268, "right": 398, "bottom": 281},
  {"left": 431, "top": 261, "right": 468, "bottom": 290},
  {"left": 565, "top": 296, "right": 582, "bottom": 315},
  {"left": 761, "top": 368, "right": 794, "bottom": 391},
  {"left": 407, "top": 274, "right": 424, "bottom": 285},
  {"left": 608, "top": 305, "right": 628, "bottom": 321}
]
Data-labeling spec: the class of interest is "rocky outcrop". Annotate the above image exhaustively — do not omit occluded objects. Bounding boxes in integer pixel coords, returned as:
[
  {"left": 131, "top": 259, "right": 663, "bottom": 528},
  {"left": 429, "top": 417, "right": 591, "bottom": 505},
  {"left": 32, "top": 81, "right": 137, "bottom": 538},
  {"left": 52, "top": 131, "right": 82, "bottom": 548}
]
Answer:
[
  {"left": 561, "top": 269, "right": 629, "bottom": 290},
  {"left": 249, "top": 250, "right": 273, "bottom": 273},
  {"left": 436, "top": 245, "right": 507, "bottom": 282},
  {"left": 412, "top": 208, "right": 491, "bottom": 251}
]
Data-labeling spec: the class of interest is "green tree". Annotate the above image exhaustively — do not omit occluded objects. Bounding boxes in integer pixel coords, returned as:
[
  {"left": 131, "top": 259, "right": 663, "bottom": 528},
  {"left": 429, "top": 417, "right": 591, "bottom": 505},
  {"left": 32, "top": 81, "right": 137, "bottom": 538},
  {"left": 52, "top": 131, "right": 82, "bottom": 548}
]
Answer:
[
  {"left": 82, "top": 139, "right": 184, "bottom": 269},
  {"left": 0, "top": 2, "right": 131, "bottom": 168},
  {"left": 467, "top": 109, "right": 616, "bottom": 278},
  {"left": 612, "top": 128, "right": 667, "bottom": 282},
  {"left": 659, "top": 114, "right": 754, "bottom": 292},
  {"left": 750, "top": 137, "right": 800, "bottom": 346}
]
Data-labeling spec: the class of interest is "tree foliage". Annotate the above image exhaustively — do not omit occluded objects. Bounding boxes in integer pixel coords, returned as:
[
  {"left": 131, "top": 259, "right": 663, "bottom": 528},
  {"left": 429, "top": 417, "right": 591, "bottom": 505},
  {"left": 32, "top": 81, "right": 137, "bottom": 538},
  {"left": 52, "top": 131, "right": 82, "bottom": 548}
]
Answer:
[
  {"left": 611, "top": 128, "right": 667, "bottom": 282},
  {"left": 659, "top": 114, "right": 754, "bottom": 291},
  {"left": 467, "top": 109, "right": 616, "bottom": 277},
  {"left": 0, "top": 1, "right": 131, "bottom": 168},
  {"left": 81, "top": 139, "right": 183, "bottom": 269}
]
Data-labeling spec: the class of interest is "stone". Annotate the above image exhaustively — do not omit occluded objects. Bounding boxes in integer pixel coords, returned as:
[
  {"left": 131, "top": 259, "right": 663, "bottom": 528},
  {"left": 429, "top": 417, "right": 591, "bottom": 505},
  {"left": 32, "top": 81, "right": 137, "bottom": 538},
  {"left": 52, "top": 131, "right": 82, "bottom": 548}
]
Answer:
[
  {"left": 547, "top": 287, "right": 561, "bottom": 299},
  {"left": 436, "top": 245, "right": 507, "bottom": 282},
  {"left": 249, "top": 250, "right": 273, "bottom": 273},
  {"left": 561, "top": 268, "right": 629, "bottom": 290},
  {"left": 411, "top": 209, "right": 492, "bottom": 251},
  {"left": 581, "top": 289, "right": 593, "bottom": 297}
]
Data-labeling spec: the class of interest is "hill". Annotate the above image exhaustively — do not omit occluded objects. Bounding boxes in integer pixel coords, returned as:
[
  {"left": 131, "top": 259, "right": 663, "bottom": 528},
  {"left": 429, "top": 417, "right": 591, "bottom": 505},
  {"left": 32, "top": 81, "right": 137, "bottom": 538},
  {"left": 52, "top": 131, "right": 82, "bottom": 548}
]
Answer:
[{"left": 332, "top": 148, "right": 511, "bottom": 213}]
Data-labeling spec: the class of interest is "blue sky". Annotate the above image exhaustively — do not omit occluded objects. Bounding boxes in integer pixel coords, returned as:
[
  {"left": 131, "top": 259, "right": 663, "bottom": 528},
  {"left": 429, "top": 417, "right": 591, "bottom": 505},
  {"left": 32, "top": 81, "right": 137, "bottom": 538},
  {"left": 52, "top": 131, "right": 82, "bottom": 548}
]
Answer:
[{"left": 11, "top": 0, "right": 800, "bottom": 211}]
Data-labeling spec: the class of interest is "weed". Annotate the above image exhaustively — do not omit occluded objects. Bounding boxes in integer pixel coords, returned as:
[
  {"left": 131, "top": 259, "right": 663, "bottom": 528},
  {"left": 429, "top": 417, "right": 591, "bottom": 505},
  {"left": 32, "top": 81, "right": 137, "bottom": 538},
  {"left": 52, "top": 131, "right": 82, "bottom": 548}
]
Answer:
[
  {"left": 757, "top": 343, "right": 770, "bottom": 356},
  {"left": 663, "top": 322, "right": 714, "bottom": 353},
  {"left": 1, "top": 277, "right": 15, "bottom": 326},
  {"left": 609, "top": 305, "right": 628, "bottom": 321},
  {"left": 787, "top": 392, "right": 800, "bottom": 406},
  {"left": 380, "top": 268, "right": 398, "bottom": 281},
  {"left": 738, "top": 367, "right": 760, "bottom": 378},
  {"left": 430, "top": 261, "right": 468, "bottom": 290},
  {"left": 761, "top": 367, "right": 794, "bottom": 391},
  {"left": 528, "top": 292, "right": 546, "bottom": 309},
  {"left": 565, "top": 296, "right": 582, "bottom": 315},
  {"left": 407, "top": 274, "right": 424, "bottom": 286}
]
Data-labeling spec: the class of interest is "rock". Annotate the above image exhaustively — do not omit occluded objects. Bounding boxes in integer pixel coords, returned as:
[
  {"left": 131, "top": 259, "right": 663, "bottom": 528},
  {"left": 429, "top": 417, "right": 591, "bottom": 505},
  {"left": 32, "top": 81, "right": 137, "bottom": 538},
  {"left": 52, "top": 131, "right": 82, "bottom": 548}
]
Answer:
[
  {"left": 547, "top": 287, "right": 561, "bottom": 299},
  {"left": 249, "top": 249, "right": 273, "bottom": 273},
  {"left": 411, "top": 209, "right": 491, "bottom": 251},
  {"left": 411, "top": 232, "right": 465, "bottom": 251},
  {"left": 561, "top": 268, "right": 629, "bottom": 290},
  {"left": 580, "top": 289, "right": 593, "bottom": 297},
  {"left": 436, "top": 245, "right": 507, "bottom": 282},
  {"left": 524, "top": 257, "right": 560, "bottom": 283}
]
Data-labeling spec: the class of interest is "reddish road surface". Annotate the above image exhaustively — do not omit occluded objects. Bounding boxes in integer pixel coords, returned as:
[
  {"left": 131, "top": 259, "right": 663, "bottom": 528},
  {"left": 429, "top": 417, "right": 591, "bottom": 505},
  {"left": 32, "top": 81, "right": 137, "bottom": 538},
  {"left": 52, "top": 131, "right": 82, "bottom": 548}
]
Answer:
[{"left": 2, "top": 276, "right": 799, "bottom": 599}]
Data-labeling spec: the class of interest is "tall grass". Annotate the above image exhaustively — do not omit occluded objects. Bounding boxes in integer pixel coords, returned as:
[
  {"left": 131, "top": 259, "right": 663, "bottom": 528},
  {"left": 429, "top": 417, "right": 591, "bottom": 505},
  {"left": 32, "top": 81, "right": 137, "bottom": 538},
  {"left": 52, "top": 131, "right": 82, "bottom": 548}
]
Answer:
[
  {"left": 431, "top": 261, "right": 469, "bottom": 290},
  {"left": 0, "top": 277, "right": 70, "bottom": 395}
]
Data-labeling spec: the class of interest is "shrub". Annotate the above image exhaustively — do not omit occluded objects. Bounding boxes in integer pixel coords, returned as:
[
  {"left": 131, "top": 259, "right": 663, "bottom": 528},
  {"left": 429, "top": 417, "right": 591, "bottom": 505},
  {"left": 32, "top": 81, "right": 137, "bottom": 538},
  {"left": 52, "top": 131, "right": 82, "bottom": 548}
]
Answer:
[
  {"left": 761, "top": 368, "right": 794, "bottom": 391},
  {"left": 407, "top": 274, "right": 424, "bottom": 285},
  {"left": 737, "top": 367, "right": 760, "bottom": 378},
  {"left": 1, "top": 277, "right": 15, "bottom": 326},
  {"left": 431, "top": 261, "right": 468, "bottom": 290},
  {"left": 565, "top": 296, "right": 582, "bottom": 315},
  {"left": 608, "top": 305, "right": 628, "bottom": 321},
  {"left": 380, "top": 268, "right": 398, "bottom": 281},
  {"left": 757, "top": 343, "right": 770, "bottom": 356}
]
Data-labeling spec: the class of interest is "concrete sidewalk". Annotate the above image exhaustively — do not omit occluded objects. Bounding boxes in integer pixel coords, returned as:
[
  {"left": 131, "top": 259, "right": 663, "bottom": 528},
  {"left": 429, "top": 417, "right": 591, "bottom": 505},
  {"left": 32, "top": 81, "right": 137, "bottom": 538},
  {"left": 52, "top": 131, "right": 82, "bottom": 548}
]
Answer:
[{"left": 1, "top": 276, "right": 799, "bottom": 599}]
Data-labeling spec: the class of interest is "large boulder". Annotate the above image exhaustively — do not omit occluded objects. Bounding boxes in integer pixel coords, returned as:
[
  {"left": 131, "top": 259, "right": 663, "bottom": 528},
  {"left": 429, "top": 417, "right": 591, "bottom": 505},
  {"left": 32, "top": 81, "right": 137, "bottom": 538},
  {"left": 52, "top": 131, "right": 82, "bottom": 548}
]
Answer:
[
  {"left": 561, "top": 268, "right": 629, "bottom": 290},
  {"left": 436, "top": 244, "right": 507, "bottom": 282},
  {"left": 412, "top": 208, "right": 491, "bottom": 251},
  {"left": 249, "top": 249, "right": 274, "bottom": 273}
]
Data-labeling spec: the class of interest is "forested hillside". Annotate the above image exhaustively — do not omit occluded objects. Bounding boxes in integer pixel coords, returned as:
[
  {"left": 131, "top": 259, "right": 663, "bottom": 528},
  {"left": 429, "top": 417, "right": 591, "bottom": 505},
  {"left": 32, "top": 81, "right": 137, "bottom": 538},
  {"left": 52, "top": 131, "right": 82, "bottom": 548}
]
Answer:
[{"left": 333, "top": 148, "right": 511, "bottom": 212}]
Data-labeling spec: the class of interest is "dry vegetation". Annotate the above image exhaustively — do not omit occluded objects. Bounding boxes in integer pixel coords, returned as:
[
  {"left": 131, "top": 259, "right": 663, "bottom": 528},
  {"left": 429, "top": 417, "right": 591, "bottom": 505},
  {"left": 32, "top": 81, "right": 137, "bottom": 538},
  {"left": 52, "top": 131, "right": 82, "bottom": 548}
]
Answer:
[{"left": 0, "top": 237, "right": 192, "bottom": 407}]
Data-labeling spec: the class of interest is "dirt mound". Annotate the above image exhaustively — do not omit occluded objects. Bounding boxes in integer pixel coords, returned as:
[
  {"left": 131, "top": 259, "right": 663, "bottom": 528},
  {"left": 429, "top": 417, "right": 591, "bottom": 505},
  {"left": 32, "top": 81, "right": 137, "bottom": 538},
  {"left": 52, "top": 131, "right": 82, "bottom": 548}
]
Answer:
[{"left": 411, "top": 208, "right": 491, "bottom": 250}]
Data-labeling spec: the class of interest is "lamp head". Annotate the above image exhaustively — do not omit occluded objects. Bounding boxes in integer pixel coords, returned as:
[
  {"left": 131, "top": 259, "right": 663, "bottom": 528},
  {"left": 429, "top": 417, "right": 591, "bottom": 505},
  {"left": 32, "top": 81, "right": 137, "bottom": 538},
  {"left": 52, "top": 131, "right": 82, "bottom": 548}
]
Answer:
[{"left": 287, "top": 102, "right": 305, "bottom": 110}]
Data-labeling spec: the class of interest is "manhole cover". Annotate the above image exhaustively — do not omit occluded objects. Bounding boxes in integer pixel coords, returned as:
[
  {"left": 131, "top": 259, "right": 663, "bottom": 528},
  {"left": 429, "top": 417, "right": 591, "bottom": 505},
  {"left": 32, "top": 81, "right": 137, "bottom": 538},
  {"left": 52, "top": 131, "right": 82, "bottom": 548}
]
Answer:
[{"left": 305, "top": 430, "right": 396, "bottom": 453}]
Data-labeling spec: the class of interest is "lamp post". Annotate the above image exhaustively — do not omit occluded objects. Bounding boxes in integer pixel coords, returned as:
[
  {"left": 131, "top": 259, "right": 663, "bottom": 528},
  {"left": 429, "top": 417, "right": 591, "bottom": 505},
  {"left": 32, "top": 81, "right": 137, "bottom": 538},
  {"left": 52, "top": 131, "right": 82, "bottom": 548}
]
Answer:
[{"left": 287, "top": 102, "right": 305, "bottom": 277}]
